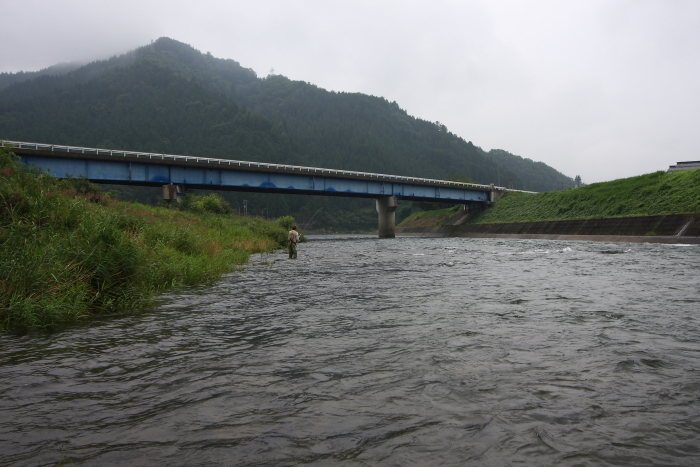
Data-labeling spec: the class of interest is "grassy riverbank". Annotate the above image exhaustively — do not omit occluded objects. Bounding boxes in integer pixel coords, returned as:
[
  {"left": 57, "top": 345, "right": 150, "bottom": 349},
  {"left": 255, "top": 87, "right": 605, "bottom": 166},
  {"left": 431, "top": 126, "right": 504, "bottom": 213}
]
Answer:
[
  {"left": 0, "top": 146, "right": 292, "bottom": 331},
  {"left": 399, "top": 169, "right": 700, "bottom": 226}
]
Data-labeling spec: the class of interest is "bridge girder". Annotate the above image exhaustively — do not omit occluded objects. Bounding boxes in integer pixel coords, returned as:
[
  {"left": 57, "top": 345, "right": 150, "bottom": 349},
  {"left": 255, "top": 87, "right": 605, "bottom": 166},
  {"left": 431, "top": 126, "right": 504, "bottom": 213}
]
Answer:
[{"left": 5, "top": 142, "right": 519, "bottom": 237}]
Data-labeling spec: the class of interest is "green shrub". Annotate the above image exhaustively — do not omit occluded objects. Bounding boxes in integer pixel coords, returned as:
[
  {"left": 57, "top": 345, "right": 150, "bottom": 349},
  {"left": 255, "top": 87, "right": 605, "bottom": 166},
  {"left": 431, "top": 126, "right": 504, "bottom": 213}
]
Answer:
[
  {"left": 276, "top": 215, "right": 296, "bottom": 231},
  {"left": 181, "top": 193, "right": 233, "bottom": 214}
]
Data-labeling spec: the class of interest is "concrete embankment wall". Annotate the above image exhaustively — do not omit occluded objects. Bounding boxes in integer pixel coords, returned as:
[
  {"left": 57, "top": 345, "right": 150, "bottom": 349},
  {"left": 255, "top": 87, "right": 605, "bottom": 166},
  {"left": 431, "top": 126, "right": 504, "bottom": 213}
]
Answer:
[{"left": 397, "top": 214, "right": 700, "bottom": 244}]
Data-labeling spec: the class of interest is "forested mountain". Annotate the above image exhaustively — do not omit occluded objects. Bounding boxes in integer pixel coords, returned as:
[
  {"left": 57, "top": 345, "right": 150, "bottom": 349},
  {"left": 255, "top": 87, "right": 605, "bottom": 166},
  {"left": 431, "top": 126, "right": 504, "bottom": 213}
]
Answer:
[
  {"left": 0, "top": 57, "right": 292, "bottom": 161},
  {"left": 235, "top": 76, "right": 495, "bottom": 179},
  {"left": 0, "top": 37, "right": 575, "bottom": 230},
  {"left": 0, "top": 61, "right": 84, "bottom": 91},
  {"left": 487, "top": 149, "right": 577, "bottom": 193}
]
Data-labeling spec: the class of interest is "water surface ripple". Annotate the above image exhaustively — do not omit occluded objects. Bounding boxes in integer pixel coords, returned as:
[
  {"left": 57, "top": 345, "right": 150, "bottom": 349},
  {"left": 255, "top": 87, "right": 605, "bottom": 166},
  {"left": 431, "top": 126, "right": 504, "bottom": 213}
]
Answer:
[{"left": 1, "top": 236, "right": 699, "bottom": 466}]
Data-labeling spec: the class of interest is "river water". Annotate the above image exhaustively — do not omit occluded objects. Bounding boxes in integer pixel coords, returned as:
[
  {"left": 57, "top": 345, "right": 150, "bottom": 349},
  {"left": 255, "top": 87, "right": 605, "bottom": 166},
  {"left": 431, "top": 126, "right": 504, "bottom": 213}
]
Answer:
[{"left": 1, "top": 236, "right": 699, "bottom": 466}]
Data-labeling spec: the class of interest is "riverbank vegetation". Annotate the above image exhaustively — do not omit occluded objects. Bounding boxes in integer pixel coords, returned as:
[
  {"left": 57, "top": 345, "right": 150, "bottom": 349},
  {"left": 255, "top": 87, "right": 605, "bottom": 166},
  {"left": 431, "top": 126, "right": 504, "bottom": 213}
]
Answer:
[
  {"left": 398, "top": 169, "right": 700, "bottom": 226},
  {"left": 0, "top": 146, "right": 292, "bottom": 331},
  {"left": 399, "top": 205, "right": 463, "bottom": 224}
]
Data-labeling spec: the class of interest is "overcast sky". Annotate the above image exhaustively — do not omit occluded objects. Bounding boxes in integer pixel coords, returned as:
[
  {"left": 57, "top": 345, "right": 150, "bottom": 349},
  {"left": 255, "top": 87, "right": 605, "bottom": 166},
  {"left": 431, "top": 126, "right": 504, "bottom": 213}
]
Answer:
[{"left": 2, "top": 0, "right": 699, "bottom": 183}]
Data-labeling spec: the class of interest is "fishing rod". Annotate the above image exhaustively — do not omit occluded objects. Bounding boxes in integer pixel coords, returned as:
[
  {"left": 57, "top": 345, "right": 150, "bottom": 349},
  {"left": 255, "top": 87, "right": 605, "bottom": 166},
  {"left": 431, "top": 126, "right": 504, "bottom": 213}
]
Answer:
[{"left": 303, "top": 208, "right": 323, "bottom": 230}]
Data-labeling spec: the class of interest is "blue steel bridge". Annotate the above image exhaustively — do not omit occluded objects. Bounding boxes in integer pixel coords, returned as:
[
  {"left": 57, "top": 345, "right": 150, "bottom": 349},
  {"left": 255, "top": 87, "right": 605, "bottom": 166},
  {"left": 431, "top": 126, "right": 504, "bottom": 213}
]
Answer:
[{"left": 3, "top": 140, "right": 529, "bottom": 237}]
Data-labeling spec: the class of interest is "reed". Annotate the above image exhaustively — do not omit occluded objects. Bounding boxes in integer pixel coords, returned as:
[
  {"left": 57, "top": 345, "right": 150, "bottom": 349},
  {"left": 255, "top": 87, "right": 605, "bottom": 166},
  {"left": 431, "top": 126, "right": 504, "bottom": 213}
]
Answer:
[{"left": 0, "top": 146, "right": 290, "bottom": 331}]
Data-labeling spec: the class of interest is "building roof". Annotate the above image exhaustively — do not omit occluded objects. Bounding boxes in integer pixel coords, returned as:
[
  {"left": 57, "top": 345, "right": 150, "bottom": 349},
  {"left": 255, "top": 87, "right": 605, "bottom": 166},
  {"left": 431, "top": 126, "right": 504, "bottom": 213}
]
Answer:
[{"left": 667, "top": 161, "right": 700, "bottom": 172}]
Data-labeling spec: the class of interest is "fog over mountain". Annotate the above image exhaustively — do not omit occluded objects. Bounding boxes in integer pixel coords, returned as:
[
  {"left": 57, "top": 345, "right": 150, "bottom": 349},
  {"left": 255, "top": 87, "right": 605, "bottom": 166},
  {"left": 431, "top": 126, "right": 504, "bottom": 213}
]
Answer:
[{"left": 2, "top": 1, "right": 698, "bottom": 184}]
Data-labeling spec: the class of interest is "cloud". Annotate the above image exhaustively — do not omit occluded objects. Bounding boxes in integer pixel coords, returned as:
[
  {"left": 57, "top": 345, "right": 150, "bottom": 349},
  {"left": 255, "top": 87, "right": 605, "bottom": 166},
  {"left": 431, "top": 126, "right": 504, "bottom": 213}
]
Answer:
[{"left": 2, "top": 0, "right": 699, "bottom": 183}]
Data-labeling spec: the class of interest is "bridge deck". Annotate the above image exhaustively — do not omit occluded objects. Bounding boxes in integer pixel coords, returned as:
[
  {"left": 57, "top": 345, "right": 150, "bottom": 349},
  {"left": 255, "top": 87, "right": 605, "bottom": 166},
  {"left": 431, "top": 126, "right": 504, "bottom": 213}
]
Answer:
[{"left": 3, "top": 141, "right": 533, "bottom": 202}]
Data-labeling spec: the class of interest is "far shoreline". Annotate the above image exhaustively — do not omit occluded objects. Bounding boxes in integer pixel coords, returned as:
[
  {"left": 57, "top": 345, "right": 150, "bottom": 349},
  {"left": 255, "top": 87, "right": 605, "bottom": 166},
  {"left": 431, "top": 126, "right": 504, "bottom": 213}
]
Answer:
[{"left": 398, "top": 231, "right": 700, "bottom": 245}]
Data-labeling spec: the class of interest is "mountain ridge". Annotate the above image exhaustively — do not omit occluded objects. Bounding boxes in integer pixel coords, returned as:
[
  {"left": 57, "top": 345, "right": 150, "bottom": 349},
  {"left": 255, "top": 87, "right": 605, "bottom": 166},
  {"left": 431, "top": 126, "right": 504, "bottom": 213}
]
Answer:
[{"left": 0, "top": 37, "right": 576, "bottom": 230}]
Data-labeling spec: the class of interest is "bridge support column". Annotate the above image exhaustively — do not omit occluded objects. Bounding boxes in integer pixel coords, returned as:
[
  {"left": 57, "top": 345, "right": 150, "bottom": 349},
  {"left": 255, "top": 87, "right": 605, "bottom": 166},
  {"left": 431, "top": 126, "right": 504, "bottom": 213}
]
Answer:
[
  {"left": 162, "top": 184, "right": 182, "bottom": 203},
  {"left": 376, "top": 196, "right": 398, "bottom": 238},
  {"left": 489, "top": 184, "right": 505, "bottom": 203}
]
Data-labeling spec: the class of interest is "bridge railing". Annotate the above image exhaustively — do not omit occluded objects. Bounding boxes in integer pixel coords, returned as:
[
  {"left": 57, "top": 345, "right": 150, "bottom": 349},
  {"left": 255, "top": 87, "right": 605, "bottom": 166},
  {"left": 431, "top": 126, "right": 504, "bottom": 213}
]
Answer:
[{"left": 2, "top": 140, "right": 535, "bottom": 193}]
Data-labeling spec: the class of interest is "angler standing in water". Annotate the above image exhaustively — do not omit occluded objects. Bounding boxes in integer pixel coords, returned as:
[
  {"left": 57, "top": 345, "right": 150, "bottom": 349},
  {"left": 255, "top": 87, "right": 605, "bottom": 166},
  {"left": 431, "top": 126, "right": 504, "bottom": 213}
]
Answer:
[{"left": 288, "top": 225, "right": 299, "bottom": 259}]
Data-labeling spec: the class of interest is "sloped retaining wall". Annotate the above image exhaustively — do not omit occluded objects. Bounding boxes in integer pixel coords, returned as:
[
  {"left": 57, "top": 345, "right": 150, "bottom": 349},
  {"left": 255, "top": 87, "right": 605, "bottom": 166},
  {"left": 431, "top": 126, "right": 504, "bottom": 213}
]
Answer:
[{"left": 397, "top": 214, "right": 700, "bottom": 243}]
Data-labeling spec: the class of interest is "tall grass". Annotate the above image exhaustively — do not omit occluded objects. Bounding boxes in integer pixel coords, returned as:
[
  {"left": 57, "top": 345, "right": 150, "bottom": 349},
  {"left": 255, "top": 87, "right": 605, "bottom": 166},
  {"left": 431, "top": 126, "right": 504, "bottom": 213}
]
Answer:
[
  {"left": 473, "top": 169, "right": 699, "bottom": 224},
  {"left": 0, "top": 146, "right": 291, "bottom": 330}
]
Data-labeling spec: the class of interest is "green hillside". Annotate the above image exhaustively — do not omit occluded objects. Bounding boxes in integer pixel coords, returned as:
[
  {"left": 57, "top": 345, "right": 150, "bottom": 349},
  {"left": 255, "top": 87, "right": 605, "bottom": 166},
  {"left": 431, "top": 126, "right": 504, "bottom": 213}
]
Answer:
[
  {"left": 0, "top": 55, "right": 290, "bottom": 160},
  {"left": 400, "top": 169, "right": 700, "bottom": 227},
  {"left": 234, "top": 75, "right": 494, "bottom": 179},
  {"left": 486, "top": 148, "right": 577, "bottom": 193},
  {"left": 473, "top": 169, "right": 699, "bottom": 224},
  {"left": 0, "top": 61, "right": 84, "bottom": 91},
  {"left": 0, "top": 37, "right": 576, "bottom": 230}
]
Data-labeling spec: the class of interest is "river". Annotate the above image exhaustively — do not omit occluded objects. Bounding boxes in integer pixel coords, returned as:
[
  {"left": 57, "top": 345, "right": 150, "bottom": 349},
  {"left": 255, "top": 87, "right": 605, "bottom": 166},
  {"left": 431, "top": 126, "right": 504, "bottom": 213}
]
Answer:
[{"left": 1, "top": 236, "right": 699, "bottom": 466}]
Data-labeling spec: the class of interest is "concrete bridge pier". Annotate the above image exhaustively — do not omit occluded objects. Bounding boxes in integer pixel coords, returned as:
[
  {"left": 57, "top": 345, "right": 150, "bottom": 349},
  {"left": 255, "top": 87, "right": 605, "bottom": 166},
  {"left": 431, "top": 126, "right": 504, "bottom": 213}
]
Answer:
[
  {"left": 490, "top": 184, "right": 505, "bottom": 202},
  {"left": 162, "top": 184, "right": 183, "bottom": 203},
  {"left": 376, "top": 196, "right": 398, "bottom": 238}
]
